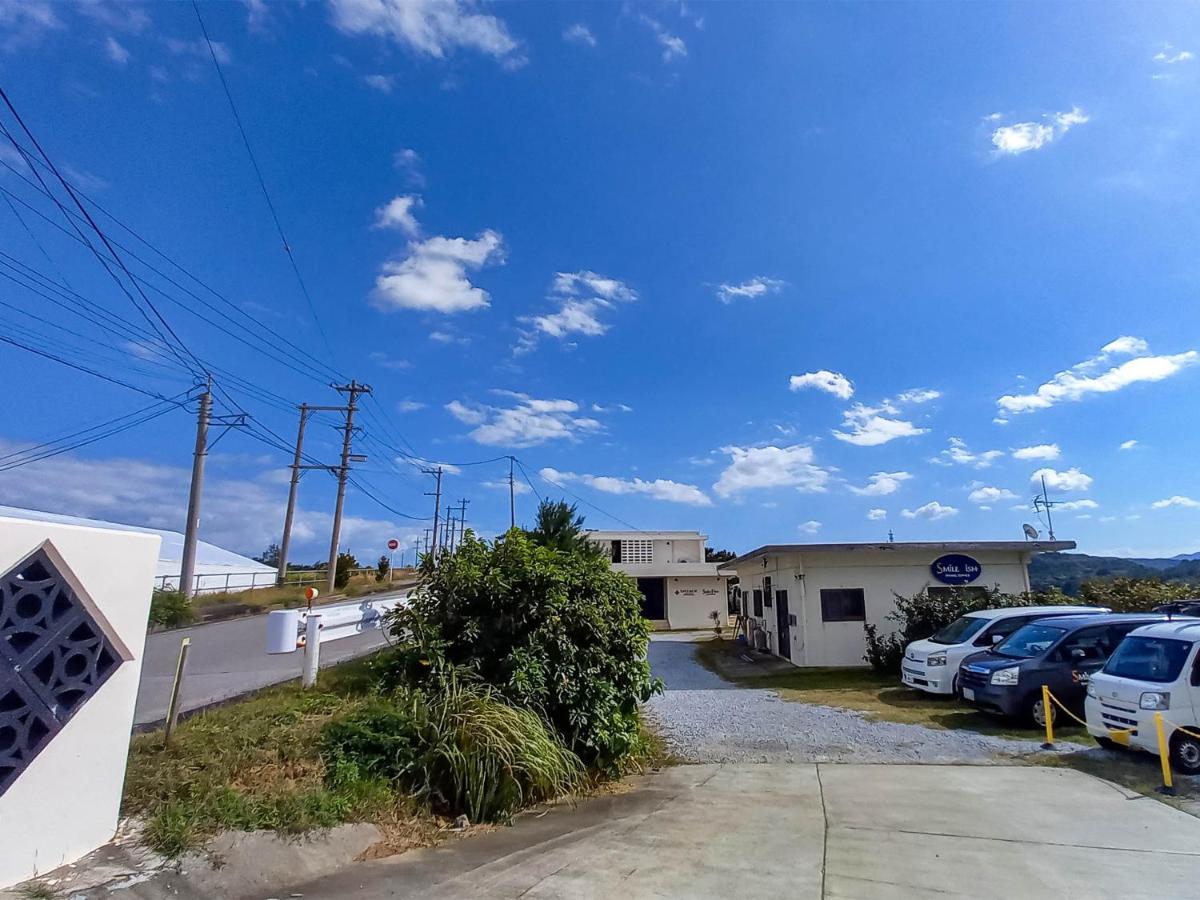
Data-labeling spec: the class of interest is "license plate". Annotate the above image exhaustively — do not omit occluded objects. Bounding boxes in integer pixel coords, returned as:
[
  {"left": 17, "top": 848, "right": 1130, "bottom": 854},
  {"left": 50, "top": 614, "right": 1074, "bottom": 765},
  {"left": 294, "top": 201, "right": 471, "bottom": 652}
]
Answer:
[{"left": 962, "top": 688, "right": 975, "bottom": 701}]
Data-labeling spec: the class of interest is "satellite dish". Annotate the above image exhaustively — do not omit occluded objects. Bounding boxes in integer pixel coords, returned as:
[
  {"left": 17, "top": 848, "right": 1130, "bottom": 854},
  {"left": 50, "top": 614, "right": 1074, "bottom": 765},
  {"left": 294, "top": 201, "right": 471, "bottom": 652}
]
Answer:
[{"left": 1022, "top": 523, "right": 1040, "bottom": 540}]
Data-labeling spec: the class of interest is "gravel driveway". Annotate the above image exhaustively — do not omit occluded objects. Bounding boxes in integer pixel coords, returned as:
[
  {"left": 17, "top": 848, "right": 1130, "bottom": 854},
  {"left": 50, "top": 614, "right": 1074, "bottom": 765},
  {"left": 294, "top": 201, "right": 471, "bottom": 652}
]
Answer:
[{"left": 645, "top": 637, "right": 1072, "bottom": 764}]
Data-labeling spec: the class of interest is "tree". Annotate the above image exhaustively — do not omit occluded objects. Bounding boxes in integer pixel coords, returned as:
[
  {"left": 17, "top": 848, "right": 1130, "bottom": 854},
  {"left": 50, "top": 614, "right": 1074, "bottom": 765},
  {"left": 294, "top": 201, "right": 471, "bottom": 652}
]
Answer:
[
  {"left": 256, "top": 542, "right": 281, "bottom": 568},
  {"left": 527, "top": 499, "right": 594, "bottom": 554},
  {"left": 376, "top": 554, "right": 391, "bottom": 582},
  {"left": 705, "top": 548, "right": 737, "bottom": 563},
  {"left": 381, "top": 530, "right": 660, "bottom": 774},
  {"left": 335, "top": 551, "right": 359, "bottom": 589}
]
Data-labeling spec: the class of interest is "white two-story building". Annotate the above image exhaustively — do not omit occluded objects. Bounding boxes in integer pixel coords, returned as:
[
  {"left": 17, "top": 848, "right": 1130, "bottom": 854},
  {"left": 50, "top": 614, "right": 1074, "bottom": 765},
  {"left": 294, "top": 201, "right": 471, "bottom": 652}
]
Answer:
[{"left": 586, "top": 530, "right": 728, "bottom": 630}]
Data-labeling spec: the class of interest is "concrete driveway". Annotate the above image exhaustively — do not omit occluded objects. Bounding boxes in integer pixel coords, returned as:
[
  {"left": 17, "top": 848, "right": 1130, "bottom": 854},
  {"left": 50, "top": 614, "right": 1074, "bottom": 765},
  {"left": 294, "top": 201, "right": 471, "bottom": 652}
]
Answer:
[{"left": 286, "top": 762, "right": 1200, "bottom": 899}]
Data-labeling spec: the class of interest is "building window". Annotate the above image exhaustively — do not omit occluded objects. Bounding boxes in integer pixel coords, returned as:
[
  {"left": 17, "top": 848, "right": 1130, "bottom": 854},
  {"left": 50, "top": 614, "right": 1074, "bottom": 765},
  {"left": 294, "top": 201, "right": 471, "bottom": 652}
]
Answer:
[
  {"left": 763, "top": 576, "right": 772, "bottom": 607},
  {"left": 610, "top": 541, "right": 622, "bottom": 563},
  {"left": 820, "top": 588, "right": 866, "bottom": 622},
  {"left": 752, "top": 589, "right": 763, "bottom": 617},
  {"left": 619, "top": 539, "right": 653, "bottom": 564}
]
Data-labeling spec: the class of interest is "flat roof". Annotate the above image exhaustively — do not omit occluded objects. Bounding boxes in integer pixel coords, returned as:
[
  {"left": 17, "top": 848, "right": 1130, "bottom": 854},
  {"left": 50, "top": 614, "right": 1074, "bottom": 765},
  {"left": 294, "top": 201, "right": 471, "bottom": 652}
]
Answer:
[
  {"left": 585, "top": 530, "right": 707, "bottom": 540},
  {"left": 730, "top": 540, "right": 1076, "bottom": 567}
]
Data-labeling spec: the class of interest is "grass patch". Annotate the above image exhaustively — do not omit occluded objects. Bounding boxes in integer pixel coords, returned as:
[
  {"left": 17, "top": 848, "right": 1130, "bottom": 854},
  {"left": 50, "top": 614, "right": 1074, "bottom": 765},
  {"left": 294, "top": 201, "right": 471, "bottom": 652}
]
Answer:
[
  {"left": 693, "top": 638, "right": 1087, "bottom": 743},
  {"left": 122, "top": 656, "right": 436, "bottom": 857},
  {"left": 189, "top": 572, "right": 415, "bottom": 616}
]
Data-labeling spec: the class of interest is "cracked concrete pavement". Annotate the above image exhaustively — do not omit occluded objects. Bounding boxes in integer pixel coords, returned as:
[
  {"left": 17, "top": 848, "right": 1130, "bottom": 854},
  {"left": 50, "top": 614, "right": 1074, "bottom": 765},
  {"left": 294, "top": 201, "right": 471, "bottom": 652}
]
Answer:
[{"left": 277, "top": 762, "right": 1200, "bottom": 899}]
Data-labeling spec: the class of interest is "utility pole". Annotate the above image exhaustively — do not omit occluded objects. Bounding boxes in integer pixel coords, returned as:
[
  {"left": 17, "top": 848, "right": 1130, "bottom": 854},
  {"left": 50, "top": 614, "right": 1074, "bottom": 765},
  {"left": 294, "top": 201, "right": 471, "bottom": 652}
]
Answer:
[
  {"left": 424, "top": 466, "right": 443, "bottom": 552},
  {"left": 456, "top": 497, "right": 470, "bottom": 545},
  {"left": 445, "top": 505, "right": 456, "bottom": 552},
  {"left": 179, "top": 377, "right": 212, "bottom": 599},
  {"left": 413, "top": 538, "right": 421, "bottom": 565},
  {"left": 508, "top": 456, "right": 516, "bottom": 530},
  {"left": 422, "top": 528, "right": 431, "bottom": 554},
  {"left": 276, "top": 403, "right": 309, "bottom": 586},
  {"left": 327, "top": 380, "right": 372, "bottom": 592}
]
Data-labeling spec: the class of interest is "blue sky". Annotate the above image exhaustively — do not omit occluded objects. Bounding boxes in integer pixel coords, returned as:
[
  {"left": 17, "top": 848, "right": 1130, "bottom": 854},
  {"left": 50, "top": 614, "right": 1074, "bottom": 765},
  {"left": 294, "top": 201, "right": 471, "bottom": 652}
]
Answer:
[{"left": 1, "top": 0, "right": 1199, "bottom": 562}]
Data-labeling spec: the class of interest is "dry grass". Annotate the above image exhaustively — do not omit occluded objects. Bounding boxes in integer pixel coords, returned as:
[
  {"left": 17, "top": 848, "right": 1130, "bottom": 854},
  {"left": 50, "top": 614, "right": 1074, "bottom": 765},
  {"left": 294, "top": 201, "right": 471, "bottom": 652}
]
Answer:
[
  {"left": 186, "top": 572, "right": 417, "bottom": 619},
  {"left": 693, "top": 637, "right": 1087, "bottom": 743}
]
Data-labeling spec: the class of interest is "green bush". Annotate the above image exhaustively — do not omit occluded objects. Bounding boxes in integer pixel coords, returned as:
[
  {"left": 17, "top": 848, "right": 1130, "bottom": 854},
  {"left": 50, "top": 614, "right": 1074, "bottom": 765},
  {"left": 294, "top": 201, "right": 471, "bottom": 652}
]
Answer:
[
  {"left": 335, "top": 551, "right": 358, "bottom": 589},
  {"left": 149, "top": 590, "right": 194, "bottom": 628},
  {"left": 321, "top": 679, "right": 583, "bottom": 823},
  {"left": 379, "top": 529, "right": 659, "bottom": 775},
  {"left": 376, "top": 554, "right": 391, "bottom": 582},
  {"left": 1077, "top": 577, "right": 1197, "bottom": 612},
  {"left": 863, "top": 585, "right": 1083, "bottom": 674}
]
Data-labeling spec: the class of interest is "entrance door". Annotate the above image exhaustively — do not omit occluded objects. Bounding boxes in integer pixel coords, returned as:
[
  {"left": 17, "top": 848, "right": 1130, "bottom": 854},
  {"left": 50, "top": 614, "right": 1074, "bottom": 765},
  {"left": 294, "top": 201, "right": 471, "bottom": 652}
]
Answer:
[
  {"left": 775, "top": 589, "right": 791, "bottom": 660},
  {"left": 637, "top": 577, "right": 666, "bottom": 620}
]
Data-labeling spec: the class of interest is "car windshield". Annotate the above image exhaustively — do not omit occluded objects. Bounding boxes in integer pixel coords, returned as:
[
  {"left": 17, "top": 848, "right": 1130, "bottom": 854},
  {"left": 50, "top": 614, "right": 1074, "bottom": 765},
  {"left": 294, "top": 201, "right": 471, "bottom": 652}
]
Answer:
[
  {"left": 929, "top": 615, "right": 989, "bottom": 645},
  {"left": 1103, "top": 636, "right": 1193, "bottom": 683},
  {"left": 994, "top": 623, "right": 1067, "bottom": 659}
]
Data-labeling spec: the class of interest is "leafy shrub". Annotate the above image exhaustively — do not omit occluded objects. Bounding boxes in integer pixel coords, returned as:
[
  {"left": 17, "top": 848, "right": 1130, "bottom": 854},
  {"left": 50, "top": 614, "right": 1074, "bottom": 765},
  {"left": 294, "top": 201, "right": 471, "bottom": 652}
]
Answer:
[
  {"left": 376, "top": 554, "right": 391, "bottom": 582},
  {"left": 863, "top": 585, "right": 1082, "bottom": 674},
  {"left": 149, "top": 590, "right": 194, "bottom": 628},
  {"left": 1077, "top": 577, "right": 1197, "bottom": 612},
  {"left": 321, "top": 678, "right": 583, "bottom": 823},
  {"left": 379, "top": 529, "right": 659, "bottom": 775},
  {"left": 335, "top": 551, "right": 359, "bottom": 589}
]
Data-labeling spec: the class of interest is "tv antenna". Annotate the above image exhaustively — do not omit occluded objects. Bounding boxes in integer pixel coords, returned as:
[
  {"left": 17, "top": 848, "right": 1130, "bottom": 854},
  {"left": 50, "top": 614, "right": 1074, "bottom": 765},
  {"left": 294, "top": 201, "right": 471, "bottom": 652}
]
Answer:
[{"left": 1032, "top": 474, "right": 1060, "bottom": 541}]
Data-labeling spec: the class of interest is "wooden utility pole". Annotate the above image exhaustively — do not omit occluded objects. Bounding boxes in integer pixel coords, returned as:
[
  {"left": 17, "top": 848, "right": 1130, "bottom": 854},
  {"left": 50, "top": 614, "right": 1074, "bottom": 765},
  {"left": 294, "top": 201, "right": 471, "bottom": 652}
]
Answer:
[
  {"left": 179, "top": 377, "right": 212, "bottom": 599},
  {"left": 326, "top": 380, "right": 371, "bottom": 592},
  {"left": 456, "top": 497, "right": 470, "bottom": 545},
  {"left": 508, "top": 456, "right": 516, "bottom": 530},
  {"left": 276, "top": 403, "right": 309, "bottom": 586},
  {"left": 445, "top": 505, "right": 456, "bottom": 552}
]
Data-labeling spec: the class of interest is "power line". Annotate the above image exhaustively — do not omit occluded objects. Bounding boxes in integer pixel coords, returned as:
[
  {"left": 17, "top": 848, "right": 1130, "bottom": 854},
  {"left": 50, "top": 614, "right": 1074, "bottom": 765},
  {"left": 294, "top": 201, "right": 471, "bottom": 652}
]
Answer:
[
  {"left": 527, "top": 459, "right": 647, "bottom": 532},
  {"left": 0, "top": 333, "right": 181, "bottom": 400},
  {"left": 191, "top": 0, "right": 337, "bottom": 368}
]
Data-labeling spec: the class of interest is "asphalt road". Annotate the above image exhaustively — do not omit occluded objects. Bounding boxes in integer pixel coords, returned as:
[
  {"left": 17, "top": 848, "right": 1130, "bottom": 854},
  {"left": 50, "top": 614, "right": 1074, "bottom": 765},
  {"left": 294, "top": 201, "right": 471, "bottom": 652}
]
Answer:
[{"left": 133, "top": 594, "right": 405, "bottom": 726}]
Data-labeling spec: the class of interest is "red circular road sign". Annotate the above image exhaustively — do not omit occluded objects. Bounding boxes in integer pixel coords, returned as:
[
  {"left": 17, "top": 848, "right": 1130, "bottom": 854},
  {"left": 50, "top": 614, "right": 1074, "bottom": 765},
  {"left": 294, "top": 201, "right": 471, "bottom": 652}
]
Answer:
[{"left": 387, "top": 539, "right": 400, "bottom": 550}]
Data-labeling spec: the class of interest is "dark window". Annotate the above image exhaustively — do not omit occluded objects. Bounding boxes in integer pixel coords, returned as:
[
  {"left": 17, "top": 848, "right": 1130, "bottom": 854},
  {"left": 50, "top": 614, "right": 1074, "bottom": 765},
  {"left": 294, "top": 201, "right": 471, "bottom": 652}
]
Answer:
[
  {"left": 752, "top": 589, "right": 763, "bottom": 617},
  {"left": 975, "top": 616, "right": 1030, "bottom": 647},
  {"left": 610, "top": 541, "right": 622, "bottom": 563},
  {"left": 820, "top": 588, "right": 866, "bottom": 622},
  {"left": 1056, "top": 626, "right": 1114, "bottom": 663},
  {"left": 763, "top": 576, "right": 772, "bottom": 607}
]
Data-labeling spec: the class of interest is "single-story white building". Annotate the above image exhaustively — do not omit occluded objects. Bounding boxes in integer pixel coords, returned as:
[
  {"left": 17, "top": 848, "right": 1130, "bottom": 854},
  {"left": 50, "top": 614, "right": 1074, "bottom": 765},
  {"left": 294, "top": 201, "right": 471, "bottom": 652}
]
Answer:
[
  {"left": 586, "top": 530, "right": 728, "bottom": 630},
  {"left": 0, "top": 506, "right": 276, "bottom": 594},
  {"left": 729, "top": 540, "right": 1075, "bottom": 667}
]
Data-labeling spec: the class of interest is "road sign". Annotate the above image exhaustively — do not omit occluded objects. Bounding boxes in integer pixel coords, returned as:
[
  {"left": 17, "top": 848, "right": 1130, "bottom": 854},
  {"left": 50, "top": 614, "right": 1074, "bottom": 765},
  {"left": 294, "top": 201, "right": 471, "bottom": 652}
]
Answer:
[{"left": 387, "top": 538, "right": 399, "bottom": 550}]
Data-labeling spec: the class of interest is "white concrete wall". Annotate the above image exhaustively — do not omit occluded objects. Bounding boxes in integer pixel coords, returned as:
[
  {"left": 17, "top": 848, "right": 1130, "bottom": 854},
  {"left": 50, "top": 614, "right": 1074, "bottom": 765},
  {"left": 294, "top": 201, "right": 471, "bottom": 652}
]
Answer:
[
  {"left": 736, "top": 549, "right": 1031, "bottom": 667},
  {"left": 0, "top": 517, "right": 158, "bottom": 887},
  {"left": 665, "top": 575, "right": 727, "bottom": 629}
]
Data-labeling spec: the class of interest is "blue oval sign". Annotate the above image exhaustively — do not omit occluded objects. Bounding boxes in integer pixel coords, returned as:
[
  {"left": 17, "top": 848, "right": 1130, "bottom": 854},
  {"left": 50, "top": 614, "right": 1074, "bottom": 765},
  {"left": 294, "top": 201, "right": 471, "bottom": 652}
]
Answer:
[{"left": 931, "top": 554, "right": 982, "bottom": 585}]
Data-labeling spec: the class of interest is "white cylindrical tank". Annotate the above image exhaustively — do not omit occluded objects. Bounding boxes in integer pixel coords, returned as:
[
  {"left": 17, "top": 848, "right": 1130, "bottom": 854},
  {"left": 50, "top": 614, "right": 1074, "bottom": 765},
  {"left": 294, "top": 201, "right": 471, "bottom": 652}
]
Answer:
[{"left": 266, "top": 609, "right": 303, "bottom": 654}]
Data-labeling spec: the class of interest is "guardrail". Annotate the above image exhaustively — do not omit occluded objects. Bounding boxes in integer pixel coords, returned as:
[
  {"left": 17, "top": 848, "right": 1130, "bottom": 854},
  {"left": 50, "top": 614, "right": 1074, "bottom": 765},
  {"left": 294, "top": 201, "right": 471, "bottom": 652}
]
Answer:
[
  {"left": 155, "top": 567, "right": 380, "bottom": 595},
  {"left": 265, "top": 592, "right": 410, "bottom": 687}
]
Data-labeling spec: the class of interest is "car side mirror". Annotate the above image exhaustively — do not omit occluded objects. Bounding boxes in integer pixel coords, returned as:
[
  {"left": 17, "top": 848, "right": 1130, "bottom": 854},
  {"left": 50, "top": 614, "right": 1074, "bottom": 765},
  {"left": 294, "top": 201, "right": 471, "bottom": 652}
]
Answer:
[
  {"left": 1070, "top": 647, "right": 1086, "bottom": 660},
  {"left": 990, "top": 634, "right": 1004, "bottom": 645}
]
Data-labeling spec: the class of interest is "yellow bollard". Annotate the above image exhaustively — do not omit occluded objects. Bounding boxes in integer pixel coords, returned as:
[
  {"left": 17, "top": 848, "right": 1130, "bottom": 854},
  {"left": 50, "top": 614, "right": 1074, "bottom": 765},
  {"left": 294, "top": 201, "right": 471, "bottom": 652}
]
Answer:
[
  {"left": 1040, "top": 685, "right": 1055, "bottom": 749},
  {"left": 1154, "top": 711, "right": 1175, "bottom": 795}
]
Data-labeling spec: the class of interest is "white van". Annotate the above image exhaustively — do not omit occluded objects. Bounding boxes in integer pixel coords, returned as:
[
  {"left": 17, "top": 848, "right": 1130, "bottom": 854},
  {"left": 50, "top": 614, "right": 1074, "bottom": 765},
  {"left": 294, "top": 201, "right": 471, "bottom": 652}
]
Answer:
[
  {"left": 901, "top": 606, "right": 1106, "bottom": 696},
  {"left": 1085, "top": 620, "right": 1200, "bottom": 775}
]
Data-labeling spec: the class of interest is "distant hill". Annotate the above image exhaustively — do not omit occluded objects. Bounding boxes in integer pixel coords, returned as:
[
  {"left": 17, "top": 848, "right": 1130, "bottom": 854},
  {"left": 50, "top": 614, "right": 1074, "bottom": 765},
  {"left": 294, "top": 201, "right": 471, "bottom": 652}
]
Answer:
[{"left": 1030, "top": 552, "right": 1200, "bottom": 595}]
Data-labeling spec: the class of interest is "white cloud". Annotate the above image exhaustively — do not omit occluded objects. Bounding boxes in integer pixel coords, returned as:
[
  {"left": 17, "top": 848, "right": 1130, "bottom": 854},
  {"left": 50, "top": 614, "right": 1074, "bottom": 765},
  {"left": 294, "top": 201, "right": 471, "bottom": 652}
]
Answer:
[
  {"left": 563, "top": 23, "right": 596, "bottom": 46},
  {"left": 1120, "top": 439, "right": 1138, "bottom": 450},
  {"left": 1152, "top": 495, "right": 1200, "bottom": 509},
  {"left": 1058, "top": 499, "right": 1099, "bottom": 511},
  {"left": 998, "top": 337, "right": 1198, "bottom": 414},
  {"left": 848, "top": 471, "right": 912, "bottom": 496},
  {"left": 373, "top": 194, "right": 422, "bottom": 236},
  {"left": 867, "top": 508, "right": 887, "bottom": 521},
  {"left": 0, "top": 441, "right": 404, "bottom": 561},
  {"left": 482, "top": 478, "right": 530, "bottom": 495},
  {"left": 1012, "top": 443, "right": 1060, "bottom": 461},
  {"left": 789, "top": 370, "right": 854, "bottom": 400},
  {"left": 363, "top": 73, "right": 398, "bottom": 93},
  {"left": 372, "top": 229, "right": 504, "bottom": 313},
  {"left": 990, "top": 106, "right": 1088, "bottom": 156},
  {"left": 329, "top": 0, "right": 524, "bottom": 65},
  {"left": 715, "top": 276, "right": 786, "bottom": 304},
  {"left": 895, "top": 388, "right": 941, "bottom": 405},
  {"left": 639, "top": 14, "right": 686, "bottom": 63},
  {"left": 516, "top": 271, "right": 636, "bottom": 352},
  {"left": 541, "top": 468, "right": 711, "bottom": 506},
  {"left": 393, "top": 147, "right": 424, "bottom": 187},
  {"left": 901, "top": 501, "right": 958, "bottom": 521},
  {"left": 1154, "top": 43, "right": 1194, "bottom": 65},
  {"left": 799, "top": 520, "right": 821, "bottom": 535},
  {"left": 1031, "top": 467, "right": 1094, "bottom": 492},
  {"left": 448, "top": 393, "right": 604, "bottom": 448},
  {"left": 396, "top": 399, "right": 425, "bottom": 413},
  {"left": 713, "top": 444, "right": 831, "bottom": 498},
  {"left": 993, "top": 417, "right": 1010, "bottom": 426},
  {"left": 166, "top": 37, "right": 232, "bottom": 65},
  {"left": 968, "top": 486, "right": 1018, "bottom": 504},
  {"left": 104, "top": 35, "right": 129, "bottom": 64},
  {"left": 0, "top": 2, "right": 62, "bottom": 50},
  {"left": 833, "top": 403, "right": 928, "bottom": 447},
  {"left": 935, "top": 437, "right": 1003, "bottom": 468}
]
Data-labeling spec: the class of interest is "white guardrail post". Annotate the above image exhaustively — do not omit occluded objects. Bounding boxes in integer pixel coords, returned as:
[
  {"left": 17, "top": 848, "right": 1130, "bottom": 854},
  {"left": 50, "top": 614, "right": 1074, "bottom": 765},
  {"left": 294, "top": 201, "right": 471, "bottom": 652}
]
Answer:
[{"left": 266, "top": 592, "right": 409, "bottom": 687}]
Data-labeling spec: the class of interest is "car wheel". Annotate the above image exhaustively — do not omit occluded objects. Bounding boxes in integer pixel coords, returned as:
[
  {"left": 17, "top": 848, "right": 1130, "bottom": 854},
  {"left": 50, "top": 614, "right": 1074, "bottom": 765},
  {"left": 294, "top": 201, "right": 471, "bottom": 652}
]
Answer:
[
  {"left": 1030, "top": 695, "right": 1057, "bottom": 729},
  {"left": 1170, "top": 732, "right": 1200, "bottom": 776}
]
